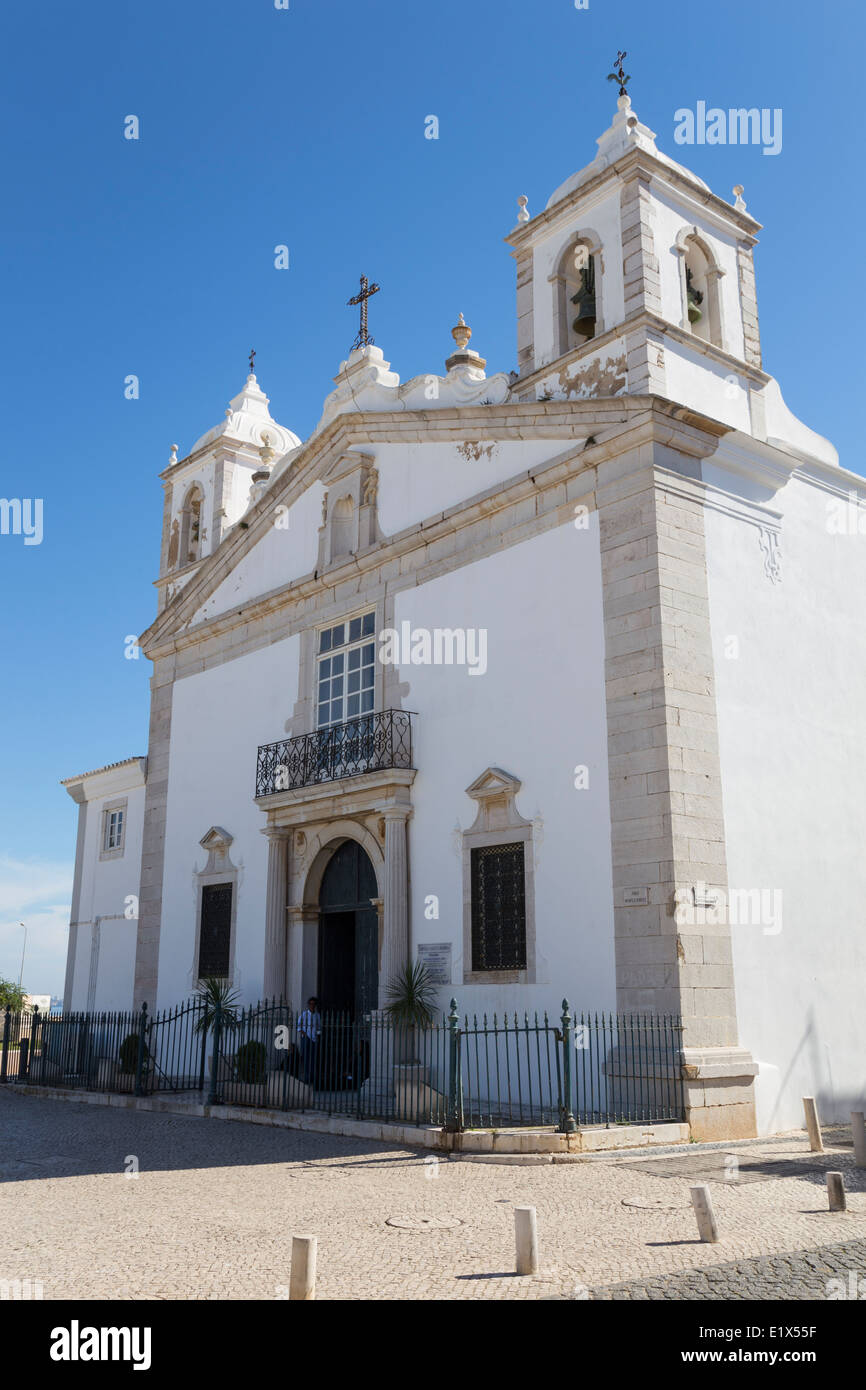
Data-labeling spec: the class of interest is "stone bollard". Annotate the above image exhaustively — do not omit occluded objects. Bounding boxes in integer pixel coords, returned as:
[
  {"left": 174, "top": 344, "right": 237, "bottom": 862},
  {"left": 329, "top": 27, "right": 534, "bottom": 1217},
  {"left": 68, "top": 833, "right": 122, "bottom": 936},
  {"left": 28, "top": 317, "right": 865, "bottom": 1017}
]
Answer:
[
  {"left": 515, "top": 1205, "right": 538, "bottom": 1275},
  {"left": 851, "top": 1112, "right": 866, "bottom": 1169},
  {"left": 690, "top": 1184, "right": 719, "bottom": 1243},
  {"left": 289, "top": 1235, "right": 317, "bottom": 1300},
  {"left": 827, "top": 1172, "right": 846, "bottom": 1212},
  {"left": 803, "top": 1097, "right": 823, "bottom": 1152}
]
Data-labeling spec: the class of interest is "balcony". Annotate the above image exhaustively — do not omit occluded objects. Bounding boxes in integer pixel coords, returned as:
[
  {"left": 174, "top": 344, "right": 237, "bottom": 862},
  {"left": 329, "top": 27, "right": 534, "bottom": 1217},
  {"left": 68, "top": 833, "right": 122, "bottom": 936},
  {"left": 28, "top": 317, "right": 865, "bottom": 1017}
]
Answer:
[{"left": 255, "top": 709, "right": 415, "bottom": 797}]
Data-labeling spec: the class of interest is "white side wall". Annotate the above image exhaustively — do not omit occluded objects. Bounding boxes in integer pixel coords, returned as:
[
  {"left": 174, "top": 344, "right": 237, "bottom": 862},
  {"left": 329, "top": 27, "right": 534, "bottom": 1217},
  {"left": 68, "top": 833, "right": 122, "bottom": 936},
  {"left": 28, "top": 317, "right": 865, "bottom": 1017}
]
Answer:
[
  {"left": 398, "top": 521, "right": 617, "bottom": 1018},
  {"left": 705, "top": 467, "right": 866, "bottom": 1132},
  {"left": 157, "top": 635, "right": 301, "bottom": 1009}
]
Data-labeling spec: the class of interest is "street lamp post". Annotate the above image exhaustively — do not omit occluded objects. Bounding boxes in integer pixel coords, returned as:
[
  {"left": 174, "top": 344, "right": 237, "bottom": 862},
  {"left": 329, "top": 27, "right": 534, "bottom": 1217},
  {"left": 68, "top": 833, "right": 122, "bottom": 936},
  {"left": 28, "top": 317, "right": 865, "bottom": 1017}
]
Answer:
[{"left": 17, "top": 922, "right": 27, "bottom": 991}]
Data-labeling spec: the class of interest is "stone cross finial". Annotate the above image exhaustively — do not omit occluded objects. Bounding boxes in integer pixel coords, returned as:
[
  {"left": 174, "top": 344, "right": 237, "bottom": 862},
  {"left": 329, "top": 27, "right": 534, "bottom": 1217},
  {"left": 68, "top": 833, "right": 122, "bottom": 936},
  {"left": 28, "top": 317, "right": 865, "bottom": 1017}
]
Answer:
[{"left": 517, "top": 194, "right": 530, "bottom": 224}]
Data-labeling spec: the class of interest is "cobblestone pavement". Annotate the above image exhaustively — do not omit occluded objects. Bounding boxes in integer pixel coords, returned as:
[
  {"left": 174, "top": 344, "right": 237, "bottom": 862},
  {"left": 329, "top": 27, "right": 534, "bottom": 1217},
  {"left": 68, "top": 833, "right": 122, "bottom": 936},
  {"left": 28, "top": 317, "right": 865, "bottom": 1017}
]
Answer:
[
  {"left": 2, "top": 1089, "right": 865, "bottom": 1300},
  {"left": 589, "top": 1238, "right": 866, "bottom": 1300}
]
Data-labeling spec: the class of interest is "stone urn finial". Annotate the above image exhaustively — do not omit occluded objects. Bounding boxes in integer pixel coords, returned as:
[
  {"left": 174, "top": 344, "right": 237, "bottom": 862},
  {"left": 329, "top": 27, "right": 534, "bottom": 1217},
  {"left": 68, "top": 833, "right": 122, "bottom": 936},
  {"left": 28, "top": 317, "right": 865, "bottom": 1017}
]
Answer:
[{"left": 451, "top": 313, "right": 472, "bottom": 353}]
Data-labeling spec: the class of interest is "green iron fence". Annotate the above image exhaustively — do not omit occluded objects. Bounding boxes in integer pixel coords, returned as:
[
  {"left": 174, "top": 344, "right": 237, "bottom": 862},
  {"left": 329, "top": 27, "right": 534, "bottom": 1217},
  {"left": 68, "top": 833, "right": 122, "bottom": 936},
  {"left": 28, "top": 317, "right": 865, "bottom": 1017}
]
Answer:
[{"left": 4, "top": 996, "right": 685, "bottom": 1131}]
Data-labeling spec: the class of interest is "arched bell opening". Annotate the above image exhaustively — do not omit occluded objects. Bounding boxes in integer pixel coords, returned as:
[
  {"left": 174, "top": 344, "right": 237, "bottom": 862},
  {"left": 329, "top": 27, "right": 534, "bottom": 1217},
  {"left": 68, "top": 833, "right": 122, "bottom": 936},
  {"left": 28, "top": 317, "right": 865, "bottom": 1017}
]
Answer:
[{"left": 551, "top": 231, "right": 604, "bottom": 358}]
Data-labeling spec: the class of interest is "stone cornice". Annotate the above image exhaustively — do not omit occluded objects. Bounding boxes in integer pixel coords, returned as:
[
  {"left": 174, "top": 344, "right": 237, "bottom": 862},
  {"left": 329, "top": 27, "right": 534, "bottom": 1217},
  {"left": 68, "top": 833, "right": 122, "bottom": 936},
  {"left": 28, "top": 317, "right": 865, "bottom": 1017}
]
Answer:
[
  {"left": 516, "top": 312, "right": 769, "bottom": 398},
  {"left": 504, "top": 145, "right": 761, "bottom": 254},
  {"left": 140, "top": 399, "right": 739, "bottom": 663}
]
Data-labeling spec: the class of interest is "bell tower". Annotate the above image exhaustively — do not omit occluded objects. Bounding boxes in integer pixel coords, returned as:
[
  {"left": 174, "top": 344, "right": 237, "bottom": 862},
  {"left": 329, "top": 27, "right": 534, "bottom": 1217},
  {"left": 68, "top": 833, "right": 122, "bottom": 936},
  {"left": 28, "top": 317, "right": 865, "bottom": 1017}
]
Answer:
[{"left": 506, "top": 88, "right": 768, "bottom": 438}]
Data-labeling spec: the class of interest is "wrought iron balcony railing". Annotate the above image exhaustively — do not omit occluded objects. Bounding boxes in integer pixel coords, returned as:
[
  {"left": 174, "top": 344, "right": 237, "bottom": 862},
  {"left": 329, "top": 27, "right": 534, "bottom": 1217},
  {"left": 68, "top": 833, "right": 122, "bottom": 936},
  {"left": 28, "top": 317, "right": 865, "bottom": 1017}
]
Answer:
[{"left": 255, "top": 709, "right": 414, "bottom": 797}]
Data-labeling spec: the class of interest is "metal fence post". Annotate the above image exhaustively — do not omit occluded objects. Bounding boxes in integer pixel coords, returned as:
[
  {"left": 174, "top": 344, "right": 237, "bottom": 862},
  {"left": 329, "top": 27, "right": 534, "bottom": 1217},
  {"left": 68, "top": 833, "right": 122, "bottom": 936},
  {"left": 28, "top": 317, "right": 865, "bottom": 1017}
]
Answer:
[
  {"left": 134, "top": 1002, "right": 148, "bottom": 1097},
  {"left": 1, "top": 1006, "right": 11, "bottom": 1083},
  {"left": 208, "top": 998, "right": 223, "bottom": 1107},
  {"left": 31, "top": 1007, "right": 41, "bottom": 1081},
  {"left": 558, "top": 998, "right": 577, "bottom": 1133},
  {"left": 446, "top": 997, "right": 462, "bottom": 1133}
]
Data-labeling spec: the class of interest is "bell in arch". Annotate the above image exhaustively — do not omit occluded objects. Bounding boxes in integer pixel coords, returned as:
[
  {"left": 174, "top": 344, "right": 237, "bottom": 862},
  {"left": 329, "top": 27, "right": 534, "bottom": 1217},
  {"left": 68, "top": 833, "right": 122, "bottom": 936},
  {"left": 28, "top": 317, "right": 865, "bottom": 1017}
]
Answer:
[
  {"left": 571, "top": 256, "right": 597, "bottom": 339},
  {"left": 686, "top": 266, "right": 704, "bottom": 325}
]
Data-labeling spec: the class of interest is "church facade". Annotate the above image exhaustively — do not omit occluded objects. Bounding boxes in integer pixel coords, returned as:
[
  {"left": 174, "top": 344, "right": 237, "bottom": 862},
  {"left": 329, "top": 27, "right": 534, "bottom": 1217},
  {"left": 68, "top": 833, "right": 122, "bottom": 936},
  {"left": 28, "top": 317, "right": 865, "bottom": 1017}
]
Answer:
[{"left": 62, "top": 94, "right": 866, "bottom": 1141}]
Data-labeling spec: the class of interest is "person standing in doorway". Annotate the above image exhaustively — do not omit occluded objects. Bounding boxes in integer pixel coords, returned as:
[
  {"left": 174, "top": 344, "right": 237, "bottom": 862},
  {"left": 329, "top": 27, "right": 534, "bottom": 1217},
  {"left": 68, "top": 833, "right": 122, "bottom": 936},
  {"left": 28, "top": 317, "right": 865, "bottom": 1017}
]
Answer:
[{"left": 299, "top": 997, "right": 321, "bottom": 1087}]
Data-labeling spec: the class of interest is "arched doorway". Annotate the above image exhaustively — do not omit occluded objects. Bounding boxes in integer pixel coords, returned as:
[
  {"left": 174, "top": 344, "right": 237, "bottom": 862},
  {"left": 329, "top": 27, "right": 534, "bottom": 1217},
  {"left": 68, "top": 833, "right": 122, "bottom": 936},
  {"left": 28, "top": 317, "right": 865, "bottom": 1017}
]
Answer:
[{"left": 317, "top": 839, "right": 378, "bottom": 1016}]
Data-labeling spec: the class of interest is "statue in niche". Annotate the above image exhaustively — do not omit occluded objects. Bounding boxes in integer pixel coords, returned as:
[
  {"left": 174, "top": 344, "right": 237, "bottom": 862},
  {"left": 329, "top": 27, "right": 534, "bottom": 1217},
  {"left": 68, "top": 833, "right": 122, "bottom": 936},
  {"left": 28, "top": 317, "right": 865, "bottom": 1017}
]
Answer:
[{"left": 363, "top": 468, "right": 378, "bottom": 505}]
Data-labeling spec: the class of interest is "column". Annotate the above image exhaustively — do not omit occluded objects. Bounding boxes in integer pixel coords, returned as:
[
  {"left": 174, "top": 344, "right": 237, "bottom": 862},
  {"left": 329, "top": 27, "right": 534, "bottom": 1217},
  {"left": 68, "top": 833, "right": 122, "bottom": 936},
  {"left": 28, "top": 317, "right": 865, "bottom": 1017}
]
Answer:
[
  {"left": 262, "top": 828, "right": 290, "bottom": 1001},
  {"left": 380, "top": 806, "right": 411, "bottom": 1003},
  {"left": 286, "top": 905, "right": 318, "bottom": 1012}
]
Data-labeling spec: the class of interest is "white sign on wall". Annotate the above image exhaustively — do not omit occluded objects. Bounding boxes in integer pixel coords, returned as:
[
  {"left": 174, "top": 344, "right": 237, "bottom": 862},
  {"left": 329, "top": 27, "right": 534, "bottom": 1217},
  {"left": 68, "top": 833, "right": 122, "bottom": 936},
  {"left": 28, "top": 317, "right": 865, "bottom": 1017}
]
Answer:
[{"left": 417, "top": 942, "right": 452, "bottom": 984}]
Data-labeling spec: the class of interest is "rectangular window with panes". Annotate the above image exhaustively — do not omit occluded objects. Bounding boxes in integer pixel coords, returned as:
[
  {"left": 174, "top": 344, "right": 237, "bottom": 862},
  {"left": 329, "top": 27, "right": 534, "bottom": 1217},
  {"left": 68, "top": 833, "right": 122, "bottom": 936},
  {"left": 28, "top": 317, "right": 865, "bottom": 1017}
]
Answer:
[
  {"left": 317, "top": 611, "right": 376, "bottom": 728},
  {"left": 470, "top": 843, "right": 527, "bottom": 972},
  {"left": 103, "top": 807, "right": 125, "bottom": 853}
]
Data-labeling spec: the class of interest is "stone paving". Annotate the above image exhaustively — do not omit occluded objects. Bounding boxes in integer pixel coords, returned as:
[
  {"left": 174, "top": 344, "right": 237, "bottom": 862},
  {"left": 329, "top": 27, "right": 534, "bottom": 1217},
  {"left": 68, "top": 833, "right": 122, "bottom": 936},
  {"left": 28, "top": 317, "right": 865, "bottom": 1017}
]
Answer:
[{"left": 1, "top": 1088, "right": 865, "bottom": 1300}]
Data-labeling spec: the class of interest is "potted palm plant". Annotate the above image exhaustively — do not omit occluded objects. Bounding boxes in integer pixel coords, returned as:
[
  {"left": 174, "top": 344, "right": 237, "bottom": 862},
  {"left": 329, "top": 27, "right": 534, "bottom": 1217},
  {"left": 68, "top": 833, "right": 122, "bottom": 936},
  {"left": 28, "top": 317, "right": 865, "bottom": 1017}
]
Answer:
[
  {"left": 193, "top": 977, "right": 240, "bottom": 1094},
  {"left": 384, "top": 961, "right": 440, "bottom": 1119}
]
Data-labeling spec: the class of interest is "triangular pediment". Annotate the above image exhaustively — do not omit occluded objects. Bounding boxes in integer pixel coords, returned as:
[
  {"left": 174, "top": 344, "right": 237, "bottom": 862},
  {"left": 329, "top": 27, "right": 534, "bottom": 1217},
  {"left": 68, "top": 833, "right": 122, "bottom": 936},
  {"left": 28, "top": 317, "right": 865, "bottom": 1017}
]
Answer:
[{"left": 465, "top": 767, "right": 522, "bottom": 801}]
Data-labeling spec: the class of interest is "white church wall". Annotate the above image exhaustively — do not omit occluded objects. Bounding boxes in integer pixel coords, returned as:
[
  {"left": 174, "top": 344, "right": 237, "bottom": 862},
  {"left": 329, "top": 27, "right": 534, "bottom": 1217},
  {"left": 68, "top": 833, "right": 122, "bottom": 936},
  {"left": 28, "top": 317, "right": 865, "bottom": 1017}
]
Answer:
[
  {"left": 395, "top": 521, "right": 617, "bottom": 1019},
  {"left": 664, "top": 341, "right": 752, "bottom": 432},
  {"left": 157, "top": 634, "right": 300, "bottom": 1009},
  {"left": 191, "top": 484, "right": 323, "bottom": 625},
  {"left": 705, "top": 466, "right": 866, "bottom": 1133},
  {"left": 374, "top": 439, "right": 567, "bottom": 541}
]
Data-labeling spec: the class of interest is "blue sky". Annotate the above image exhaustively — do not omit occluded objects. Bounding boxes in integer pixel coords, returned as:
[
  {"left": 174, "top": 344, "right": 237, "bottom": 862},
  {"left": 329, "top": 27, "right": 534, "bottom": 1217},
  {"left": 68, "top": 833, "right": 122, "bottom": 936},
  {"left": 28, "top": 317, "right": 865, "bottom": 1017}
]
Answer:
[{"left": 0, "top": 0, "right": 860, "bottom": 994}]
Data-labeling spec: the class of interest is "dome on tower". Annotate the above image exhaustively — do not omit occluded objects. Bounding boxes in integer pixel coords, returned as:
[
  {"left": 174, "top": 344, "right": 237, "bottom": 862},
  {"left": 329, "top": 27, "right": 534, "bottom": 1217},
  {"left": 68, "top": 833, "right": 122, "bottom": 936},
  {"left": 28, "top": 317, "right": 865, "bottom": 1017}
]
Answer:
[{"left": 190, "top": 372, "right": 301, "bottom": 457}]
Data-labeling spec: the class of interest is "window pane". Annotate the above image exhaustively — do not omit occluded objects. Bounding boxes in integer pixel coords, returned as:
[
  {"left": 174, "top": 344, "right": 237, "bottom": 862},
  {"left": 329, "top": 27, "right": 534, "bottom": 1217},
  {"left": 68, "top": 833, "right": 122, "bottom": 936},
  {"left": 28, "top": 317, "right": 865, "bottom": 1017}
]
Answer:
[
  {"left": 331, "top": 700, "right": 343, "bottom": 722},
  {"left": 347, "top": 694, "right": 359, "bottom": 716},
  {"left": 331, "top": 676, "right": 343, "bottom": 697},
  {"left": 317, "top": 703, "right": 329, "bottom": 727},
  {"left": 332, "top": 653, "right": 344, "bottom": 674},
  {"left": 348, "top": 671, "right": 360, "bottom": 693},
  {"left": 349, "top": 617, "right": 361, "bottom": 643},
  {"left": 362, "top": 611, "right": 375, "bottom": 636},
  {"left": 319, "top": 630, "right": 332, "bottom": 653},
  {"left": 332, "top": 624, "right": 345, "bottom": 648},
  {"left": 362, "top": 642, "right": 375, "bottom": 664},
  {"left": 361, "top": 689, "right": 374, "bottom": 712},
  {"left": 319, "top": 656, "right": 331, "bottom": 678},
  {"left": 348, "top": 647, "right": 360, "bottom": 670},
  {"left": 361, "top": 666, "right": 374, "bottom": 688}
]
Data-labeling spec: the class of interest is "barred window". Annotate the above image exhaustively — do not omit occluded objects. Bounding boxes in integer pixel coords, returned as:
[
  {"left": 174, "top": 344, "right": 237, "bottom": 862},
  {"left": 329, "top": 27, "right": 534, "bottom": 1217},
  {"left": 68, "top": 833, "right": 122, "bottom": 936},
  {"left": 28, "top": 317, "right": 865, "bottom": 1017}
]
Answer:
[
  {"left": 470, "top": 843, "right": 526, "bottom": 972},
  {"left": 198, "top": 883, "right": 233, "bottom": 978}
]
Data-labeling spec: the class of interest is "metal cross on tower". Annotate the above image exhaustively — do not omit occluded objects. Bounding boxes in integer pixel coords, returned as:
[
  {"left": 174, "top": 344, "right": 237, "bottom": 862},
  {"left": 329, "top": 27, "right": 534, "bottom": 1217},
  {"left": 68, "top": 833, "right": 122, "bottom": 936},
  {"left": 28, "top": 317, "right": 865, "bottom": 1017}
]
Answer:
[
  {"left": 248, "top": 347, "right": 256, "bottom": 376},
  {"left": 347, "top": 275, "right": 381, "bottom": 350}
]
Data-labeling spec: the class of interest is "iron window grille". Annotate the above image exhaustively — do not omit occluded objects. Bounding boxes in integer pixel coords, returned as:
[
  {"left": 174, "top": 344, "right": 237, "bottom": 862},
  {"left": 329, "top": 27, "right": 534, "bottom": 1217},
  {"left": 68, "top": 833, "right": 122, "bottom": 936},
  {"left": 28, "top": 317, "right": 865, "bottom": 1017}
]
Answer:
[{"left": 470, "top": 843, "right": 527, "bottom": 972}]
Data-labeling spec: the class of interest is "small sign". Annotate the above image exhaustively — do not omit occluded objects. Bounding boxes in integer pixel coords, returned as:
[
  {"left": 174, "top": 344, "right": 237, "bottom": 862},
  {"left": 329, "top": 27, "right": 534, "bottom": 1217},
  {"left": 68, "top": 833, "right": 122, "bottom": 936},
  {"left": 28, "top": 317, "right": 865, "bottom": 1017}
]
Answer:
[
  {"left": 693, "top": 886, "right": 719, "bottom": 910},
  {"left": 417, "top": 942, "right": 452, "bottom": 984},
  {"left": 623, "top": 887, "right": 649, "bottom": 906}
]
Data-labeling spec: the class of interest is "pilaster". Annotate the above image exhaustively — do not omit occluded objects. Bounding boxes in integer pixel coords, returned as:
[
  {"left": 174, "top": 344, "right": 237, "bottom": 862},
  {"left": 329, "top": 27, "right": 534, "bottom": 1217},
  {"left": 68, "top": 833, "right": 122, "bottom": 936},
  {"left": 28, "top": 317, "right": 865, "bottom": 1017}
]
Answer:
[
  {"left": 598, "top": 446, "right": 757, "bottom": 1140},
  {"left": 262, "top": 828, "right": 290, "bottom": 1000}
]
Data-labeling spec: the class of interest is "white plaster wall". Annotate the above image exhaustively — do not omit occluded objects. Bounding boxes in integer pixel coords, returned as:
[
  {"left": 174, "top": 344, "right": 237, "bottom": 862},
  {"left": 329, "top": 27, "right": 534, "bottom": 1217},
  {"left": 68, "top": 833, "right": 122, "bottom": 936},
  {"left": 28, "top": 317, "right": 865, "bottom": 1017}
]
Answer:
[
  {"left": 157, "top": 635, "right": 300, "bottom": 1009},
  {"left": 92, "top": 920, "right": 139, "bottom": 1012},
  {"left": 374, "top": 439, "right": 566, "bottom": 540},
  {"left": 67, "top": 782, "right": 146, "bottom": 1011},
  {"left": 530, "top": 188, "right": 624, "bottom": 369},
  {"left": 192, "top": 484, "right": 324, "bottom": 624},
  {"left": 664, "top": 342, "right": 752, "bottom": 432},
  {"left": 705, "top": 467, "right": 866, "bottom": 1133},
  {"left": 396, "top": 522, "right": 617, "bottom": 1020}
]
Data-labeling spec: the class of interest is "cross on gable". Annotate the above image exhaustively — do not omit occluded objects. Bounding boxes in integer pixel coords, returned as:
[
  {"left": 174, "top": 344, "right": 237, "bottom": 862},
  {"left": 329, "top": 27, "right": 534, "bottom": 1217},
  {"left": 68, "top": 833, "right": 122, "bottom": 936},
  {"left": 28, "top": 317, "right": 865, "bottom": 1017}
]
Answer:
[{"left": 347, "top": 275, "right": 381, "bottom": 350}]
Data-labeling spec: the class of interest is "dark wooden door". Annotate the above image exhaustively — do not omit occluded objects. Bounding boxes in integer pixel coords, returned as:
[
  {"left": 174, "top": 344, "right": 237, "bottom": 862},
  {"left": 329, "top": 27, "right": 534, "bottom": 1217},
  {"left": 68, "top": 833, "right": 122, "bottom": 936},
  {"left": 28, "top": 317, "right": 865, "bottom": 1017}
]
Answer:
[{"left": 318, "top": 841, "right": 378, "bottom": 1017}]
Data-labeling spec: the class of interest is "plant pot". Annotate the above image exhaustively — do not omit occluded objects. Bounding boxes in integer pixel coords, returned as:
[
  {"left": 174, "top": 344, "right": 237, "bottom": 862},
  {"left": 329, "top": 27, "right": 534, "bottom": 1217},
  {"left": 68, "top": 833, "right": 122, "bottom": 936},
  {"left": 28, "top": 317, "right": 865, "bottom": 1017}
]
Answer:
[{"left": 267, "top": 1071, "right": 314, "bottom": 1110}]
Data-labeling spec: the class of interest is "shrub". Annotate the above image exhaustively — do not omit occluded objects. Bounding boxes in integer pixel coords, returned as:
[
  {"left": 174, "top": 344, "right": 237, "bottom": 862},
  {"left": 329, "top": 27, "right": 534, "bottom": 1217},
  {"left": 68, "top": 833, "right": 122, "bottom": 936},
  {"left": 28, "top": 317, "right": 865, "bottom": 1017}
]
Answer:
[
  {"left": 235, "top": 1040, "right": 267, "bottom": 1085},
  {"left": 118, "top": 1033, "right": 148, "bottom": 1075}
]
